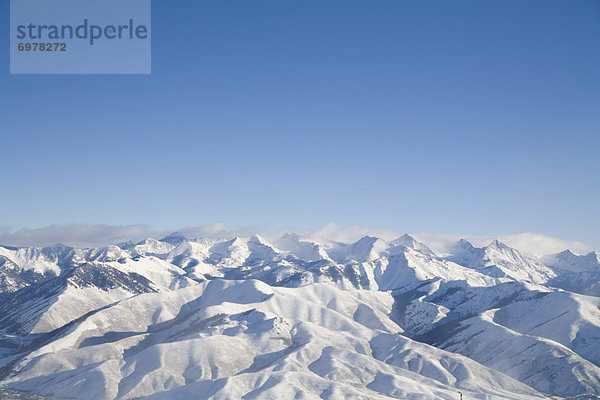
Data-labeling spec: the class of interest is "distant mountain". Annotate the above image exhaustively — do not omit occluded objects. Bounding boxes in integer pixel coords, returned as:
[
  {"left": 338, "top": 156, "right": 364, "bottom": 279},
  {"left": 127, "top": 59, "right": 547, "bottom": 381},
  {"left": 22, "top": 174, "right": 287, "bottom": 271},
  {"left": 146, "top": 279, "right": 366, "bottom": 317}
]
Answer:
[
  {"left": 0, "top": 234, "right": 598, "bottom": 399},
  {"left": 542, "top": 250, "right": 600, "bottom": 297},
  {"left": 445, "top": 239, "right": 556, "bottom": 283}
]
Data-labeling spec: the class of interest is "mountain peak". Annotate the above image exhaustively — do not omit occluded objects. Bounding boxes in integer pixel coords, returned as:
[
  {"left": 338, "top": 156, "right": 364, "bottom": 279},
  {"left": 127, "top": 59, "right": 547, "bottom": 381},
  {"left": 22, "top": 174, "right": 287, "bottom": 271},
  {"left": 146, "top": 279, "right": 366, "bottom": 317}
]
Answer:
[
  {"left": 279, "top": 232, "right": 300, "bottom": 242},
  {"left": 117, "top": 240, "right": 136, "bottom": 250},
  {"left": 395, "top": 233, "right": 416, "bottom": 244},
  {"left": 487, "top": 239, "right": 509, "bottom": 249},
  {"left": 543, "top": 249, "right": 600, "bottom": 275},
  {"left": 160, "top": 232, "right": 188, "bottom": 246},
  {"left": 249, "top": 234, "right": 268, "bottom": 244},
  {"left": 583, "top": 250, "right": 600, "bottom": 266},
  {"left": 556, "top": 249, "right": 576, "bottom": 258},
  {"left": 391, "top": 234, "right": 436, "bottom": 256},
  {"left": 356, "top": 235, "right": 380, "bottom": 244},
  {"left": 454, "top": 238, "right": 476, "bottom": 251},
  {"left": 41, "top": 243, "right": 70, "bottom": 250}
]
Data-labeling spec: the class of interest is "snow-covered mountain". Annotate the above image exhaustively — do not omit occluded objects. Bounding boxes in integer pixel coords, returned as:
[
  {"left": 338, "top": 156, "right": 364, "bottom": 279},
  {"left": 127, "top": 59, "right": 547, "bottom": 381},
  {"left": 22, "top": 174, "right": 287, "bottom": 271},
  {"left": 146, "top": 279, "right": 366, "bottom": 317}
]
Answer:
[
  {"left": 0, "top": 233, "right": 598, "bottom": 399},
  {"left": 445, "top": 239, "right": 556, "bottom": 283},
  {"left": 541, "top": 250, "right": 600, "bottom": 297}
]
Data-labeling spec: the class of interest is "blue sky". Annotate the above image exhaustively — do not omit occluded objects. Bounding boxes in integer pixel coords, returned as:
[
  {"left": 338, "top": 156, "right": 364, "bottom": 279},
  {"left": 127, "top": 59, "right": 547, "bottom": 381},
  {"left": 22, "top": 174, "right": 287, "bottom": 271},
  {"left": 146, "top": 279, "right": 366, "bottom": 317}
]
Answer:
[{"left": 1, "top": 0, "right": 599, "bottom": 248}]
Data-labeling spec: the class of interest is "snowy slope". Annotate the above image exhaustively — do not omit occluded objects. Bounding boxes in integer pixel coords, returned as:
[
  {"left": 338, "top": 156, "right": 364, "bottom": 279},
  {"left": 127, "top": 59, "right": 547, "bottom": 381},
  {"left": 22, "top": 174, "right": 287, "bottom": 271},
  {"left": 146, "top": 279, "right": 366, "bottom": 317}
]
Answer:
[
  {"left": 0, "top": 233, "right": 598, "bottom": 399},
  {"left": 446, "top": 239, "right": 556, "bottom": 283},
  {"left": 407, "top": 281, "right": 600, "bottom": 398},
  {"left": 542, "top": 250, "right": 600, "bottom": 297},
  {"left": 3, "top": 280, "right": 547, "bottom": 400}
]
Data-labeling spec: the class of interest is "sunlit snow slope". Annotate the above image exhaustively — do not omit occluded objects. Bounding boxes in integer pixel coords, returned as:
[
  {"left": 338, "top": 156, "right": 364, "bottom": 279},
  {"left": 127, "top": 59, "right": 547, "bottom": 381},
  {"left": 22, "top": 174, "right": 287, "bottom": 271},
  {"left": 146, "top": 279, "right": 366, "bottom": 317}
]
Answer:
[{"left": 0, "top": 234, "right": 599, "bottom": 399}]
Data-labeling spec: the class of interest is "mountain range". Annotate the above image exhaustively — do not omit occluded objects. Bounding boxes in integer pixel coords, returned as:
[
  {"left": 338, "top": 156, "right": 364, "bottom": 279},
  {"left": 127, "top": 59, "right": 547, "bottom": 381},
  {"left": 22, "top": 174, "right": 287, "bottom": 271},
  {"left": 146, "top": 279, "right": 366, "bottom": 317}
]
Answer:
[{"left": 0, "top": 233, "right": 599, "bottom": 399}]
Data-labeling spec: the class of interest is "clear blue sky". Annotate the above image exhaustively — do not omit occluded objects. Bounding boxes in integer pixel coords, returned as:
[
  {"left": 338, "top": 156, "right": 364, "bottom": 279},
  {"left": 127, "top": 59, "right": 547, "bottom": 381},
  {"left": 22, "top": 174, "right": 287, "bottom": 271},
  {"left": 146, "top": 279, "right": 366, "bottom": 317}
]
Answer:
[{"left": 1, "top": 0, "right": 599, "bottom": 247}]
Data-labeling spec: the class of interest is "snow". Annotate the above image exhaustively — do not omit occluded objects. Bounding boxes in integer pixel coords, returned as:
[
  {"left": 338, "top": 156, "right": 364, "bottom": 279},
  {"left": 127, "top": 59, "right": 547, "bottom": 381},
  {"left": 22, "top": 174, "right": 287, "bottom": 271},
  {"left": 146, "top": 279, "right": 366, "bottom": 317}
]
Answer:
[{"left": 0, "top": 233, "right": 599, "bottom": 399}]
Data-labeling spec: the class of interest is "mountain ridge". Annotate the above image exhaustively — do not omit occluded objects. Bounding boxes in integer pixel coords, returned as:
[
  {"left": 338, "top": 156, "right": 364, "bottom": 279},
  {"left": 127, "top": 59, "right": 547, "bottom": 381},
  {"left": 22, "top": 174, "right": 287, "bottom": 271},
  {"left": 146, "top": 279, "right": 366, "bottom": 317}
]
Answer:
[{"left": 0, "top": 233, "right": 599, "bottom": 399}]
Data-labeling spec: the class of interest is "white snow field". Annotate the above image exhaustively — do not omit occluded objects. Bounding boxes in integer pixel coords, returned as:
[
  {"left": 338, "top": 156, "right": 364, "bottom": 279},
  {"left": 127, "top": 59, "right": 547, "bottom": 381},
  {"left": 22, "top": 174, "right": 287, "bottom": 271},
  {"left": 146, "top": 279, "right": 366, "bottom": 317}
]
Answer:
[{"left": 0, "top": 234, "right": 599, "bottom": 399}]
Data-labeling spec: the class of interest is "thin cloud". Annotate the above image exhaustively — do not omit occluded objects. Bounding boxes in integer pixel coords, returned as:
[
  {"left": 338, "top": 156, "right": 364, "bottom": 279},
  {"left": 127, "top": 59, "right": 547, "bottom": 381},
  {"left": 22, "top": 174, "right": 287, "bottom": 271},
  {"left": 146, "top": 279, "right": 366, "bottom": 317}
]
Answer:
[
  {"left": 0, "top": 223, "right": 594, "bottom": 256},
  {"left": 411, "top": 232, "right": 594, "bottom": 257},
  {"left": 176, "top": 223, "right": 267, "bottom": 241},
  {"left": 0, "top": 224, "right": 158, "bottom": 248},
  {"left": 294, "top": 223, "right": 402, "bottom": 243}
]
